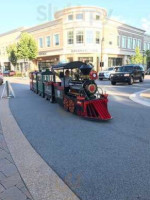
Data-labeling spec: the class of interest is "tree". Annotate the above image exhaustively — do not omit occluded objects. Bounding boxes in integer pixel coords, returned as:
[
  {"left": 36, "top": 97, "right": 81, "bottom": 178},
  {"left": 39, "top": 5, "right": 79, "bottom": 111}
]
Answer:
[
  {"left": 17, "top": 33, "right": 38, "bottom": 74},
  {"left": 130, "top": 47, "right": 143, "bottom": 64},
  {"left": 145, "top": 50, "right": 150, "bottom": 68},
  {"left": 17, "top": 32, "right": 38, "bottom": 61},
  {"left": 7, "top": 44, "right": 18, "bottom": 67}
]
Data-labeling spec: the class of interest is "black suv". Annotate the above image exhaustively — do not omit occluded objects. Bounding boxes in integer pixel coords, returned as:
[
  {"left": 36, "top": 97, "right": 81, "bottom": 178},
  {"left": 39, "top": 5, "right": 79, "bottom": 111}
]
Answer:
[{"left": 110, "top": 65, "right": 145, "bottom": 85}]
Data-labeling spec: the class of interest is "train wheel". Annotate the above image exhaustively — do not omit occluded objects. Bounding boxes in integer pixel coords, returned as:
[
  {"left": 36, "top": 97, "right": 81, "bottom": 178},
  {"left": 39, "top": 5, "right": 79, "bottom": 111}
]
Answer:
[
  {"left": 45, "top": 95, "right": 49, "bottom": 100},
  {"left": 50, "top": 96, "right": 54, "bottom": 103},
  {"left": 63, "top": 98, "right": 69, "bottom": 111},
  {"left": 68, "top": 100, "right": 75, "bottom": 113}
]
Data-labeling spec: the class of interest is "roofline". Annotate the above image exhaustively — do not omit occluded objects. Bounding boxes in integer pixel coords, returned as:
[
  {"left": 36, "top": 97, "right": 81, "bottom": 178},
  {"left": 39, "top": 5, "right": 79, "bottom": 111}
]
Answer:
[
  {"left": 54, "top": 5, "right": 107, "bottom": 18},
  {"left": 108, "top": 18, "right": 146, "bottom": 33},
  {"left": 0, "top": 27, "right": 25, "bottom": 37},
  {"left": 22, "top": 19, "right": 62, "bottom": 33}
]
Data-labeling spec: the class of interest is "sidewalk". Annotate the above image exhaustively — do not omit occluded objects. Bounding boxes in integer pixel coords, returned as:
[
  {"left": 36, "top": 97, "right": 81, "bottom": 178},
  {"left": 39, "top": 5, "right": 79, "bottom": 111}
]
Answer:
[
  {"left": 130, "top": 89, "right": 150, "bottom": 107},
  {"left": 0, "top": 80, "right": 80, "bottom": 200},
  {"left": 140, "top": 90, "right": 150, "bottom": 99},
  {"left": 0, "top": 82, "right": 33, "bottom": 200},
  {"left": 0, "top": 125, "right": 33, "bottom": 200}
]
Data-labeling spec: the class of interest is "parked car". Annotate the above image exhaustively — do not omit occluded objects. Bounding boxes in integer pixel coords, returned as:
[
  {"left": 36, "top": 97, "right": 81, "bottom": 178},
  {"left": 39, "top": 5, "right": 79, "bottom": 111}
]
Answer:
[
  {"left": 110, "top": 65, "right": 145, "bottom": 85},
  {"left": 9, "top": 70, "right": 16, "bottom": 76},
  {"left": 0, "top": 73, "right": 4, "bottom": 85},
  {"left": 99, "top": 67, "right": 115, "bottom": 80},
  {"left": 3, "top": 70, "right": 16, "bottom": 77},
  {"left": 145, "top": 68, "right": 150, "bottom": 75}
]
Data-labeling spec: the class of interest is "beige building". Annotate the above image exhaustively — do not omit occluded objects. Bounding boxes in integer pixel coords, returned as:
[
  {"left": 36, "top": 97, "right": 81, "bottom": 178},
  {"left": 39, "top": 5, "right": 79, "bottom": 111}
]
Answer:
[
  {"left": 1, "top": 6, "right": 150, "bottom": 72},
  {"left": 0, "top": 27, "right": 25, "bottom": 71}
]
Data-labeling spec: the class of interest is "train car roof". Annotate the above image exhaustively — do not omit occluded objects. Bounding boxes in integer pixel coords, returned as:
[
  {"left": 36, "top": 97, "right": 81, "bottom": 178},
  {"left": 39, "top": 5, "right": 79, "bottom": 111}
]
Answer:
[
  {"left": 52, "top": 61, "right": 84, "bottom": 70},
  {"left": 42, "top": 70, "right": 53, "bottom": 75}
]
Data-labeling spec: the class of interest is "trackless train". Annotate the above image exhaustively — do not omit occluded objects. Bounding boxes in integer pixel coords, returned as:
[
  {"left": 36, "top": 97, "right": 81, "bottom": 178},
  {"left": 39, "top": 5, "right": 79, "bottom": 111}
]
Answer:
[{"left": 29, "top": 61, "right": 112, "bottom": 121}]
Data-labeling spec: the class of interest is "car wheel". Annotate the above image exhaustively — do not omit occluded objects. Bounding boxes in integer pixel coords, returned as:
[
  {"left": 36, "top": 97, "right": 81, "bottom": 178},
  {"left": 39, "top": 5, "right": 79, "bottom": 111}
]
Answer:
[
  {"left": 128, "top": 77, "right": 134, "bottom": 85},
  {"left": 111, "top": 81, "right": 116, "bottom": 85},
  {"left": 99, "top": 78, "right": 103, "bottom": 81},
  {"left": 139, "top": 76, "right": 144, "bottom": 82}
]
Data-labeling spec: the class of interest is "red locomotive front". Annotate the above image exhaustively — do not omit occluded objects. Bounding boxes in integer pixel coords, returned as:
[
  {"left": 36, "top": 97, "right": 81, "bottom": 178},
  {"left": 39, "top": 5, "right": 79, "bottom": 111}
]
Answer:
[{"left": 52, "top": 61, "right": 112, "bottom": 121}]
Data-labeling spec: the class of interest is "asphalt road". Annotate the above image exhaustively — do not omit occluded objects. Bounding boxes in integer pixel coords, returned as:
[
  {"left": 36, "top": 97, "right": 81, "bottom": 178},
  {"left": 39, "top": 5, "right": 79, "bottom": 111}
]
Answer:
[{"left": 9, "top": 77, "right": 150, "bottom": 200}]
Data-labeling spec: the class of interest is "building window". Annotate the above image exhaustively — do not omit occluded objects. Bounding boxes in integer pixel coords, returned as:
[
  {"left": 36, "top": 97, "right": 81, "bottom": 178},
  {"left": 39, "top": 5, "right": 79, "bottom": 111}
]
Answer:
[
  {"left": 46, "top": 36, "right": 51, "bottom": 47},
  {"left": 96, "top": 15, "right": 100, "bottom": 20},
  {"left": 68, "top": 15, "right": 73, "bottom": 21},
  {"left": 39, "top": 38, "right": 43, "bottom": 48},
  {"left": 133, "top": 38, "right": 137, "bottom": 49},
  {"left": 96, "top": 31, "right": 100, "bottom": 44},
  {"left": 108, "top": 58, "right": 123, "bottom": 67},
  {"left": 78, "top": 57, "right": 93, "bottom": 62},
  {"left": 76, "top": 31, "right": 84, "bottom": 44},
  {"left": 86, "top": 31, "right": 93, "bottom": 44},
  {"left": 122, "top": 36, "right": 127, "bottom": 48},
  {"left": 137, "top": 39, "right": 141, "bottom": 50},
  {"left": 67, "top": 31, "right": 74, "bottom": 44},
  {"left": 117, "top": 35, "right": 120, "bottom": 47},
  {"left": 128, "top": 37, "right": 132, "bottom": 49},
  {"left": 76, "top": 13, "right": 83, "bottom": 20},
  {"left": 54, "top": 34, "right": 60, "bottom": 46}
]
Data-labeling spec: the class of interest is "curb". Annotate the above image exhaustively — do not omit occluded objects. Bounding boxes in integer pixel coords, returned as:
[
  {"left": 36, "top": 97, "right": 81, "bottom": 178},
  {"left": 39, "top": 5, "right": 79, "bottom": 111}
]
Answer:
[
  {"left": 129, "top": 89, "right": 150, "bottom": 107},
  {"left": 0, "top": 98, "right": 80, "bottom": 200}
]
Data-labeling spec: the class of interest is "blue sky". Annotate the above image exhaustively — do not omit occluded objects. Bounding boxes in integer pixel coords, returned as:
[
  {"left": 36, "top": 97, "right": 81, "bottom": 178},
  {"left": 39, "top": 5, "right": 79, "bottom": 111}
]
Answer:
[{"left": 0, "top": 0, "right": 150, "bottom": 34}]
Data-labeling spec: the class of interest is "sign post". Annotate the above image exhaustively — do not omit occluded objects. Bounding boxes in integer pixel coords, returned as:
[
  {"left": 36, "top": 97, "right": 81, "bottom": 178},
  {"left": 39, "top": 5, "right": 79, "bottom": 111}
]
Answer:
[{"left": 1, "top": 81, "right": 15, "bottom": 99}]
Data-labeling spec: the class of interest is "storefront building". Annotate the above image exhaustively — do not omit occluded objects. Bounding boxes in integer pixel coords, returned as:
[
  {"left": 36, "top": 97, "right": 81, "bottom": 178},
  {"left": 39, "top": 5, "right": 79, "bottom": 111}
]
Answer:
[
  {"left": 1, "top": 6, "right": 150, "bottom": 72},
  {"left": 0, "top": 27, "right": 25, "bottom": 72}
]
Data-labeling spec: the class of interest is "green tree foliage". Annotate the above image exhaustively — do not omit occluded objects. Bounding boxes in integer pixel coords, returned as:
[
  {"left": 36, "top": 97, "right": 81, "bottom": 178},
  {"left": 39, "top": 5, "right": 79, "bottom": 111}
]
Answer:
[
  {"left": 17, "top": 32, "right": 38, "bottom": 61},
  {"left": 146, "top": 50, "right": 150, "bottom": 63},
  {"left": 130, "top": 47, "right": 143, "bottom": 64},
  {"left": 6, "top": 44, "right": 18, "bottom": 66}
]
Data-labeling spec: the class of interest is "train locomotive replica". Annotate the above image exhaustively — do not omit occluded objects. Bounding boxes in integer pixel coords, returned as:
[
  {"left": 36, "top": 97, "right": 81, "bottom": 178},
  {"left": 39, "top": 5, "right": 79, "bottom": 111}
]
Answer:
[{"left": 29, "top": 61, "right": 112, "bottom": 121}]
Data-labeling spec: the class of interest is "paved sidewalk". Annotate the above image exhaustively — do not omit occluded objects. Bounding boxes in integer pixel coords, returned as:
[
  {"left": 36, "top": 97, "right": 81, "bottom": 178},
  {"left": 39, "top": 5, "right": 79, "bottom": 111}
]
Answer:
[
  {"left": 0, "top": 125, "right": 33, "bottom": 200},
  {"left": 130, "top": 89, "right": 150, "bottom": 107},
  {"left": 140, "top": 89, "right": 150, "bottom": 99}
]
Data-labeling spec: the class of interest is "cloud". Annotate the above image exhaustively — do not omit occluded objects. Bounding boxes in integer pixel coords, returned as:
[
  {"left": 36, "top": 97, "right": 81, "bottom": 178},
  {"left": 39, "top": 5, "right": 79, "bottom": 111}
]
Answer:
[{"left": 141, "top": 16, "right": 150, "bottom": 34}]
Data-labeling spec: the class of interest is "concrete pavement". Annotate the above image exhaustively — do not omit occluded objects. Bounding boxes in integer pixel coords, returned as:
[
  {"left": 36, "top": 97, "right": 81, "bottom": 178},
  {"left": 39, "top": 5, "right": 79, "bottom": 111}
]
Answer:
[
  {"left": 130, "top": 89, "right": 150, "bottom": 107},
  {"left": 0, "top": 82, "right": 80, "bottom": 200},
  {"left": 0, "top": 118, "right": 33, "bottom": 200},
  {"left": 0, "top": 76, "right": 150, "bottom": 200},
  {"left": 8, "top": 77, "right": 150, "bottom": 200},
  {"left": 140, "top": 89, "right": 150, "bottom": 98}
]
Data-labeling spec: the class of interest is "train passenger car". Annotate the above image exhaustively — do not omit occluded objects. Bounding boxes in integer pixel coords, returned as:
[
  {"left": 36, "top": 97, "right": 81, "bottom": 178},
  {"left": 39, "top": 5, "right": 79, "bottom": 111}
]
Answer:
[
  {"left": 29, "top": 72, "right": 34, "bottom": 90},
  {"left": 32, "top": 71, "right": 38, "bottom": 93},
  {"left": 52, "top": 61, "right": 112, "bottom": 121},
  {"left": 43, "top": 70, "right": 55, "bottom": 102}
]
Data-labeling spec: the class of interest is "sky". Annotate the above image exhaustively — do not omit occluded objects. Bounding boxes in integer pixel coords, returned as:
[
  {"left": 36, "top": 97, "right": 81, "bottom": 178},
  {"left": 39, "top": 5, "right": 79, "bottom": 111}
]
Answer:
[{"left": 0, "top": 0, "right": 150, "bottom": 34}]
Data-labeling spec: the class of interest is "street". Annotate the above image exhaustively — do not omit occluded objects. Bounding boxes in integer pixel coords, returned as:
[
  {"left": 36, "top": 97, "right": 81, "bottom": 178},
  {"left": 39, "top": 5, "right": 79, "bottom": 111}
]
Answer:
[{"left": 8, "top": 76, "right": 150, "bottom": 200}]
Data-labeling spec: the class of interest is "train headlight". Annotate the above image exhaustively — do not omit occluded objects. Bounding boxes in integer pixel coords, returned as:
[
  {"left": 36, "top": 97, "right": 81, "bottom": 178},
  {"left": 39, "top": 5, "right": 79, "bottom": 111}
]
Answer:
[{"left": 90, "top": 71, "right": 98, "bottom": 80}]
